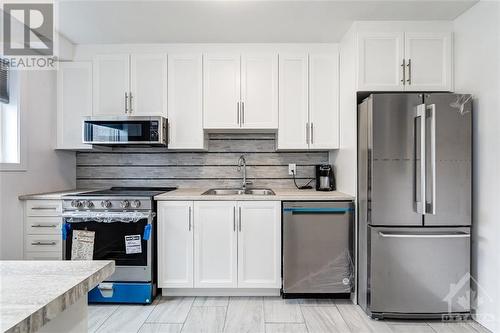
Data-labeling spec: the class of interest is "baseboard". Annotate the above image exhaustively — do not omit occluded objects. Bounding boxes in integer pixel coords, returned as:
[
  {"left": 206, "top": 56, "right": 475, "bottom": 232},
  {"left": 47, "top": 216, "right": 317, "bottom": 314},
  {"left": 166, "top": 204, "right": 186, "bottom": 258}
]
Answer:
[{"left": 161, "top": 288, "right": 281, "bottom": 297}]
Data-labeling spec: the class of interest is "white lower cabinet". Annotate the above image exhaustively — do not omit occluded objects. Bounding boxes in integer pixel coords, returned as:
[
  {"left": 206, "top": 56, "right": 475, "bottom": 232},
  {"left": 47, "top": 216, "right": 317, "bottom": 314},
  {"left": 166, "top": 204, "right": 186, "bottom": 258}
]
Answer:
[
  {"left": 237, "top": 201, "right": 281, "bottom": 288},
  {"left": 157, "top": 201, "right": 194, "bottom": 288},
  {"left": 194, "top": 201, "right": 238, "bottom": 288},
  {"left": 157, "top": 200, "right": 281, "bottom": 290}
]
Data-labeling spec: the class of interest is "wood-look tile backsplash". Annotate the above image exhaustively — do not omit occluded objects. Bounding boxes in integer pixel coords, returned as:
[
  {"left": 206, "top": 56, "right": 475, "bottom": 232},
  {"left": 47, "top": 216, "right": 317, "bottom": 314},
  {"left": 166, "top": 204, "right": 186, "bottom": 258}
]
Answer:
[{"left": 76, "top": 133, "right": 328, "bottom": 189}]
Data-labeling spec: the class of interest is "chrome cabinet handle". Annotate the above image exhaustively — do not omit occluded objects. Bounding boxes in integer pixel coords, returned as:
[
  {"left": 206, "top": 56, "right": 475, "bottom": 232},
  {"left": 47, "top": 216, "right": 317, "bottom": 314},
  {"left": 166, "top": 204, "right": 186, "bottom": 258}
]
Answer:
[
  {"left": 129, "top": 92, "right": 133, "bottom": 113},
  {"left": 306, "top": 123, "right": 310, "bottom": 144},
  {"left": 414, "top": 104, "right": 426, "bottom": 215},
  {"left": 310, "top": 123, "right": 314, "bottom": 144},
  {"left": 401, "top": 59, "right": 406, "bottom": 85},
  {"left": 237, "top": 102, "right": 240, "bottom": 125},
  {"left": 125, "top": 92, "right": 128, "bottom": 113},
  {"left": 233, "top": 206, "right": 236, "bottom": 232},
  {"left": 188, "top": 206, "right": 192, "bottom": 231},
  {"left": 378, "top": 232, "right": 470, "bottom": 239},
  {"left": 238, "top": 207, "right": 242, "bottom": 232},
  {"left": 407, "top": 59, "right": 412, "bottom": 85},
  {"left": 426, "top": 104, "right": 437, "bottom": 215},
  {"left": 31, "top": 206, "right": 58, "bottom": 210},
  {"left": 32, "top": 224, "right": 57, "bottom": 228},
  {"left": 31, "top": 241, "right": 57, "bottom": 246},
  {"left": 241, "top": 102, "right": 245, "bottom": 125}
]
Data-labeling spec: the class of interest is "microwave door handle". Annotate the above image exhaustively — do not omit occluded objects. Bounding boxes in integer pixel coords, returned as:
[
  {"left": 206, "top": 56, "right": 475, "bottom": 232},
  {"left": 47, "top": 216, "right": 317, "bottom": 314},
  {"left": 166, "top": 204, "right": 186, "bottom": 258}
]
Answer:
[
  {"left": 426, "top": 104, "right": 437, "bottom": 215},
  {"left": 414, "top": 104, "right": 426, "bottom": 215}
]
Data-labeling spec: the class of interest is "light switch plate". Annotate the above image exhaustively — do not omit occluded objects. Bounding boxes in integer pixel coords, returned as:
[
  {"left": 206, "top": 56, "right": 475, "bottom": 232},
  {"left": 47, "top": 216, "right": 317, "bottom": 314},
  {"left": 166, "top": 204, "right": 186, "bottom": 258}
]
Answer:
[{"left": 288, "top": 164, "right": 296, "bottom": 176}]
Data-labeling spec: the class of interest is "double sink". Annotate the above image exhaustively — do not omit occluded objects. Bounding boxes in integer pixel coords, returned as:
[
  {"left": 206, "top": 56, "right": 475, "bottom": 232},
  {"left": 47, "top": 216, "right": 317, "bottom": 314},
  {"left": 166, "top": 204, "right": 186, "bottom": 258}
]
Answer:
[{"left": 202, "top": 188, "right": 275, "bottom": 196}]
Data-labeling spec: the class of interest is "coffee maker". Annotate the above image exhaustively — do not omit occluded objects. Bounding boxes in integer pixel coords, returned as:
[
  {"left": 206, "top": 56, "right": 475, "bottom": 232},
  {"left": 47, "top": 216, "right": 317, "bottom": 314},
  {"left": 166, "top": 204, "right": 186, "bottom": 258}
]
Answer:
[{"left": 315, "top": 164, "right": 335, "bottom": 191}]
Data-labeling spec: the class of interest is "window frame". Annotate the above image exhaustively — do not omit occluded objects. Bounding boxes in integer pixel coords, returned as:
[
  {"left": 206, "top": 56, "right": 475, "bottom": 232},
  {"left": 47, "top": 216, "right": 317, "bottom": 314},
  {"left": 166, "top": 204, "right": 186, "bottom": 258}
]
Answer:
[{"left": 0, "top": 71, "right": 27, "bottom": 172}]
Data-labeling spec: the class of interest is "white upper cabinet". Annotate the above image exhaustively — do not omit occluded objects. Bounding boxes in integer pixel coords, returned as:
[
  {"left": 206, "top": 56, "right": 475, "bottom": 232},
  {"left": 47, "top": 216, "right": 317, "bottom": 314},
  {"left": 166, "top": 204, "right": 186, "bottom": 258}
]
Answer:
[
  {"left": 404, "top": 32, "right": 452, "bottom": 91},
  {"left": 356, "top": 30, "right": 453, "bottom": 91},
  {"left": 57, "top": 62, "right": 93, "bottom": 150},
  {"left": 203, "top": 53, "right": 279, "bottom": 129},
  {"left": 93, "top": 54, "right": 130, "bottom": 116},
  {"left": 357, "top": 32, "right": 405, "bottom": 91},
  {"left": 237, "top": 201, "right": 281, "bottom": 288},
  {"left": 278, "top": 51, "right": 339, "bottom": 150},
  {"left": 157, "top": 201, "right": 194, "bottom": 288},
  {"left": 194, "top": 201, "right": 238, "bottom": 288},
  {"left": 309, "top": 53, "right": 340, "bottom": 149},
  {"left": 130, "top": 54, "right": 167, "bottom": 116},
  {"left": 93, "top": 53, "right": 167, "bottom": 117},
  {"left": 240, "top": 54, "right": 278, "bottom": 129},
  {"left": 203, "top": 54, "right": 241, "bottom": 129},
  {"left": 278, "top": 53, "right": 309, "bottom": 150},
  {"left": 168, "top": 54, "right": 205, "bottom": 149}
]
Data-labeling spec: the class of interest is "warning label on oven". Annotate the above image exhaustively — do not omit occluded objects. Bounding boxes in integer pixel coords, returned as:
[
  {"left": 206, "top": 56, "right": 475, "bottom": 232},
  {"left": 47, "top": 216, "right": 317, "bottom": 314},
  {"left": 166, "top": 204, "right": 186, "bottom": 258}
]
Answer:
[{"left": 125, "top": 235, "right": 142, "bottom": 254}]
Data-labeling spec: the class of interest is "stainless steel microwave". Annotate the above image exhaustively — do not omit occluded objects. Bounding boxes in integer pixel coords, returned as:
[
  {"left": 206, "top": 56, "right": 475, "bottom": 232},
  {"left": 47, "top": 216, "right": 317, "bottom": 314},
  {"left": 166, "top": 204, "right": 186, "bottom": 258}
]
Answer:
[{"left": 83, "top": 116, "right": 167, "bottom": 146}]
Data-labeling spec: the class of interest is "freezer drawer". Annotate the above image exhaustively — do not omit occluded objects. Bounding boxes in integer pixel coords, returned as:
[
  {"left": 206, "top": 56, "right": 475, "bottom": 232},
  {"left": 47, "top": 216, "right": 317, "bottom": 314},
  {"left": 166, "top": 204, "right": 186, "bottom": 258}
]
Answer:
[
  {"left": 369, "top": 226, "right": 470, "bottom": 316},
  {"left": 283, "top": 201, "right": 354, "bottom": 294}
]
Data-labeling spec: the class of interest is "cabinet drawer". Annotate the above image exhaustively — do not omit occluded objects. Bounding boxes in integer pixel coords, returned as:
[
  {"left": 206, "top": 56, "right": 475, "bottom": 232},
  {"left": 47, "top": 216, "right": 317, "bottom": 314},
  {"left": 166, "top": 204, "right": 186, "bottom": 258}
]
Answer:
[
  {"left": 25, "top": 217, "right": 62, "bottom": 235},
  {"left": 26, "top": 200, "right": 62, "bottom": 217},
  {"left": 25, "top": 235, "right": 63, "bottom": 252},
  {"left": 24, "top": 251, "right": 63, "bottom": 260}
]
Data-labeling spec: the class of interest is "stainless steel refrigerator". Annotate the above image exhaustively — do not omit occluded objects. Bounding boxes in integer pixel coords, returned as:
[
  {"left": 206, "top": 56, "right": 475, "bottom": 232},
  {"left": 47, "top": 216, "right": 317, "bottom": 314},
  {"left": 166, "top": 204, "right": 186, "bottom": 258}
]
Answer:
[{"left": 357, "top": 93, "right": 472, "bottom": 319}]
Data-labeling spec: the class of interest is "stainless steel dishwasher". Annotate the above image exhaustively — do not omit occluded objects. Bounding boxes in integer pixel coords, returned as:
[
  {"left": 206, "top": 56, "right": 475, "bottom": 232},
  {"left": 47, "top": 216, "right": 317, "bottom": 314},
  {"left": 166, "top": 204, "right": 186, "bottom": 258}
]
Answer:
[{"left": 282, "top": 201, "right": 354, "bottom": 296}]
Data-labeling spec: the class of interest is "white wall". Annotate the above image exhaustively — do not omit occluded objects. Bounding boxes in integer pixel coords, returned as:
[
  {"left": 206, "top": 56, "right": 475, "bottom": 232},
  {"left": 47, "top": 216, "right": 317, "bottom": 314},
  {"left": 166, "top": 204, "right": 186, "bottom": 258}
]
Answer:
[
  {"left": 454, "top": 2, "right": 500, "bottom": 331},
  {"left": 0, "top": 71, "right": 76, "bottom": 260}
]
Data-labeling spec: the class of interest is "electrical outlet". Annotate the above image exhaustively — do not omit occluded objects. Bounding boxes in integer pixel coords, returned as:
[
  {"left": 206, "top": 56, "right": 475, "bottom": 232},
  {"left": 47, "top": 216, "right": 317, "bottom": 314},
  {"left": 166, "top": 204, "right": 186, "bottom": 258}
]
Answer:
[{"left": 288, "top": 164, "right": 296, "bottom": 176}]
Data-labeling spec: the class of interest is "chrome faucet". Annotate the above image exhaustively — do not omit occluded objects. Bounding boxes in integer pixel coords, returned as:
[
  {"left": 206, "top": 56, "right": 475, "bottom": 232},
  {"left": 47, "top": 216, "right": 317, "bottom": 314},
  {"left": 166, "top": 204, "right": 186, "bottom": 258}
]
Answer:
[{"left": 237, "top": 154, "right": 252, "bottom": 190}]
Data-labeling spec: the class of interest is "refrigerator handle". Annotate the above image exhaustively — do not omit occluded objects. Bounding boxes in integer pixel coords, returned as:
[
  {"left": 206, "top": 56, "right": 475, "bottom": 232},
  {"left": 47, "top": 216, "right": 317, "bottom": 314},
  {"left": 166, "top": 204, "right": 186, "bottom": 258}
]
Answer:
[
  {"left": 378, "top": 231, "right": 469, "bottom": 239},
  {"left": 426, "top": 104, "right": 437, "bottom": 215},
  {"left": 415, "top": 104, "right": 426, "bottom": 215}
]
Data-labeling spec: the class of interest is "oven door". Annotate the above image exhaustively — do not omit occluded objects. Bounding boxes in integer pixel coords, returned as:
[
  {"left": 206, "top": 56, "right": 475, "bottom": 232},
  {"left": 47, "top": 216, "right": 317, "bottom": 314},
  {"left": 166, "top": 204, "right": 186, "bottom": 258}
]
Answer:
[
  {"left": 63, "top": 211, "right": 154, "bottom": 282},
  {"left": 83, "top": 117, "right": 165, "bottom": 145}
]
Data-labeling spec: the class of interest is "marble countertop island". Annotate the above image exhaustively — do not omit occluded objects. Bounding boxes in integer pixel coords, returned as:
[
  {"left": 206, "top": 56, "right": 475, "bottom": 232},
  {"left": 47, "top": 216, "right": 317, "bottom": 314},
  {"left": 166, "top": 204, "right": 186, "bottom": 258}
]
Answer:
[{"left": 0, "top": 260, "right": 114, "bottom": 333}]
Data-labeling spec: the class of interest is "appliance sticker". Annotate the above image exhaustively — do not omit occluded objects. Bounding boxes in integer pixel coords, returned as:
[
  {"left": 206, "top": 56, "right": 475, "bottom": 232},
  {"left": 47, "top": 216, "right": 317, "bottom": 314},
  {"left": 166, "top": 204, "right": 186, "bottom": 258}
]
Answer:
[
  {"left": 71, "top": 230, "right": 95, "bottom": 260},
  {"left": 125, "top": 235, "right": 142, "bottom": 254}
]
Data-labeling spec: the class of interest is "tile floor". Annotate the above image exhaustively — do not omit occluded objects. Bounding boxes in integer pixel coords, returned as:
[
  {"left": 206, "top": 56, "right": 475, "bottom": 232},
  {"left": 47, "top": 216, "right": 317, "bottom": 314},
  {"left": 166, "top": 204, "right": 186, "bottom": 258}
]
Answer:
[{"left": 88, "top": 297, "right": 491, "bottom": 333}]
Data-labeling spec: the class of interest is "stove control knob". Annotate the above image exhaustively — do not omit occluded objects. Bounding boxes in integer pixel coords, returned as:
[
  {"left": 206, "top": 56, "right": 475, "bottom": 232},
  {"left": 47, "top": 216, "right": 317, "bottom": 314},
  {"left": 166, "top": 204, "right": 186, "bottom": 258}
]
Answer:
[
  {"left": 120, "top": 200, "right": 130, "bottom": 209},
  {"left": 85, "top": 201, "right": 94, "bottom": 209},
  {"left": 131, "top": 200, "right": 141, "bottom": 208},
  {"left": 71, "top": 200, "right": 82, "bottom": 208},
  {"left": 101, "top": 200, "right": 112, "bottom": 209}
]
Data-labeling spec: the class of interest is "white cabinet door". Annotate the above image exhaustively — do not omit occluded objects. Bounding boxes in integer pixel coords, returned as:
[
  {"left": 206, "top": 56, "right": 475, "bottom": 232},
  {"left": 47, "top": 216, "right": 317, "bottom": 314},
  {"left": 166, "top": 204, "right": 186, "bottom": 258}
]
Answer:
[
  {"left": 57, "top": 62, "right": 92, "bottom": 150},
  {"left": 194, "top": 201, "right": 237, "bottom": 288},
  {"left": 237, "top": 201, "right": 281, "bottom": 288},
  {"left": 241, "top": 54, "right": 278, "bottom": 129},
  {"left": 157, "top": 201, "right": 194, "bottom": 288},
  {"left": 130, "top": 54, "right": 167, "bottom": 116},
  {"left": 93, "top": 54, "right": 130, "bottom": 116},
  {"left": 404, "top": 32, "right": 452, "bottom": 91},
  {"left": 203, "top": 54, "right": 241, "bottom": 129},
  {"left": 309, "top": 53, "right": 340, "bottom": 149},
  {"left": 167, "top": 54, "right": 204, "bottom": 149},
  {"left": 357, "top": 32, "right": 405, "bottom": 91},
  {"left": 278, "top": 53, "right": 309, "bottom": 150}
]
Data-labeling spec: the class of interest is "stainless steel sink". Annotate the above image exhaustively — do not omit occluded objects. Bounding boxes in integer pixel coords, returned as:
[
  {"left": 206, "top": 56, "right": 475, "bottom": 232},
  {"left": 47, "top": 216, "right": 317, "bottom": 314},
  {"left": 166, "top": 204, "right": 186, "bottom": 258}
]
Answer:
[{"left": 202, "top": 188, "right": 275, "bottom": 196}]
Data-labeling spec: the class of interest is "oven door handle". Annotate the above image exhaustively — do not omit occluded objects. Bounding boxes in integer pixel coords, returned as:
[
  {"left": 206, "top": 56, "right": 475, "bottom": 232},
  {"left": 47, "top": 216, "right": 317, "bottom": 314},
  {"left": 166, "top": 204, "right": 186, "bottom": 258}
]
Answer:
[{"left": 62, "top": 211, "right": 153, "bottom": 223}]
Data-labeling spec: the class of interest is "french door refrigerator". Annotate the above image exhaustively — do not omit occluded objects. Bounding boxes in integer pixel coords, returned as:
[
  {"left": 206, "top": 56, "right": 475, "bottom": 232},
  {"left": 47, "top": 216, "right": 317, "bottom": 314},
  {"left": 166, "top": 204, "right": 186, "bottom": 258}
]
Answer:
[{"left": 357, "top": 93, "right": 472, "bottom": 319}]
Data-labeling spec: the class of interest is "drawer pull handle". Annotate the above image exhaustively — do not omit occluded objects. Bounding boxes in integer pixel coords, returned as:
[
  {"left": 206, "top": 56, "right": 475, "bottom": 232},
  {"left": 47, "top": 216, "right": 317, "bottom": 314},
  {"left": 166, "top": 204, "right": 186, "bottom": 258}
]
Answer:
[
  {"left": 31, "top": 207, "right": 58, "bottom": 210},
  {"left": 32, "top": 224, "right": 57, "bottom": 228},
  {"left": 378, "top": 232, "right": 470, "bottom": 239},
  {"left": 31, "top": 241, "right": 57, "bottom": 246}
]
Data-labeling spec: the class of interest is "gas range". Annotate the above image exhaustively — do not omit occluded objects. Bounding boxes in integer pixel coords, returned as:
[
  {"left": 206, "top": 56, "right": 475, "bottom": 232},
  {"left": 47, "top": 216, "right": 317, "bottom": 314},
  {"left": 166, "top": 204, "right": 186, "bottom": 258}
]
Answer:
[
  {"left": 61, "top": 186, "right": 176, "bottom": 304},
  {"left": 63, "top": 187, "right": 177, "bottom": 211}
]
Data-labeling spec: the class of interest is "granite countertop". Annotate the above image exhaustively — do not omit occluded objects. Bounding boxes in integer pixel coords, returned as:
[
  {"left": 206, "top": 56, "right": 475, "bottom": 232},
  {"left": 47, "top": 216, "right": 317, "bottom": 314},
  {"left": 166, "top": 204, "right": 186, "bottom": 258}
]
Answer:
[
  {"left": 155, "top": 187, "right": 354, "bottom": 201},
  {"left": 18, "top": 189, "right": 100, "bottom": 200},
  {"left": 0, "top": 260, "right": 115, "bottom": 333}
]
